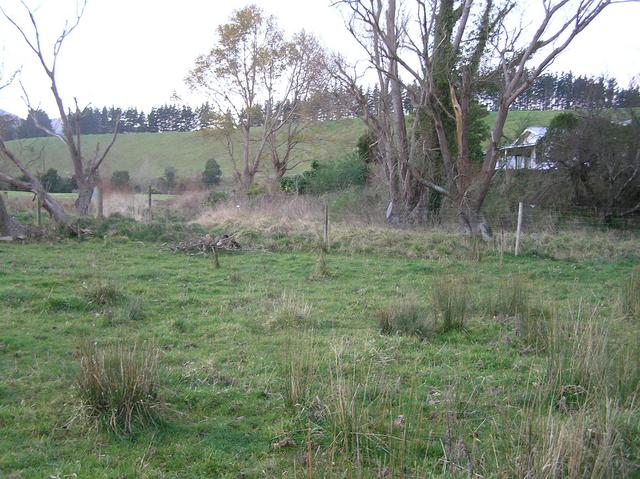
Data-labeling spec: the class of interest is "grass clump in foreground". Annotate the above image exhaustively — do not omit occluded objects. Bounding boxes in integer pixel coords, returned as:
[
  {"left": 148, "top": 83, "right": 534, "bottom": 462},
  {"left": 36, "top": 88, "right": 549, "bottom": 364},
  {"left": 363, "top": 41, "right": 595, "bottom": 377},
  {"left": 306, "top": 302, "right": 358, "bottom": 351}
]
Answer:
[
  {"left": 1, "top": 240, "right": 638, "bottom": 477},
  {"left": 83, "top": 281, "right": 125, "bottom": 307},
  {"left": 268, "top": 291, "right": 313, "bottom": 329},
  {"left": 74, "top": 340, "right": 162, "bottom": 436},
  {"left": 432, "top": 277, "right": 469, "bottom": 332},
  {"left": 512, "top": 307, "right": 640, "bottom": 478},
  {"left": 378, "top": 295, "right": 432, "bottom": 339},
  {"left": 621, "top": 265, "right": 640, "bottom": 319}
]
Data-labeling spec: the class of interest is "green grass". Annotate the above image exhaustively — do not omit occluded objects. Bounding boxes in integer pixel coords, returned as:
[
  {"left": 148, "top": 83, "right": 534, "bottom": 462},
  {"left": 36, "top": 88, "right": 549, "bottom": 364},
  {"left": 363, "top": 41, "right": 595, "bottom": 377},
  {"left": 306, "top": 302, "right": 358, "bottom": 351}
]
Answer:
[
  {"left": 3, "top": 118, "right": 367, "bottom": 181},
  {"left": 0, "top": 238, "right": 637, "bottom": 477},
  {"left": 3, "top": 111, "right": 565, "bottom": 182},
  {"left": 2, "top": 190, "right": 174, "bottom": 200}
]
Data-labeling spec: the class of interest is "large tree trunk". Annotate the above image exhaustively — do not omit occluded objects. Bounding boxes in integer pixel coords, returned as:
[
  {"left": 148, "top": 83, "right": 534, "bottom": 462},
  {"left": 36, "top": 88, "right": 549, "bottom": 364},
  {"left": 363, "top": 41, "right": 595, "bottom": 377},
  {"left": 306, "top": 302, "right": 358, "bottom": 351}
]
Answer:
[
  {"left": 0, "top": 194, "right": 27, "bottom": 237},
  {"left": 75, "top": 180, "right": 94, "bottom": 216}
]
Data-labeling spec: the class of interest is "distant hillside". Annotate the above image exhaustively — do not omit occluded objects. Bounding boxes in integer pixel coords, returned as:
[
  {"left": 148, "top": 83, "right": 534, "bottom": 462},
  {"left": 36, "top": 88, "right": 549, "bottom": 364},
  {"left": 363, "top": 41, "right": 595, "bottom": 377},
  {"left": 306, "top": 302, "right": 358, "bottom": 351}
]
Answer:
[
  {"left": 3, "top": 110, "right": 564, "bottom": 181},
  {"left": 0, "top": 108, "right": 21, "bottom": 120}
]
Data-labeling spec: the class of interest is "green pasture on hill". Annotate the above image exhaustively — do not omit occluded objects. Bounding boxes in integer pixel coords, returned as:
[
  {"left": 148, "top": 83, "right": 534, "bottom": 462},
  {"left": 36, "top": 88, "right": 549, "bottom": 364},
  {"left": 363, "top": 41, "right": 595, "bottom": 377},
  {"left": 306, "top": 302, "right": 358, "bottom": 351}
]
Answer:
[
  {"left": 3, "top": 119, "right": 367, "bottom": 181},
  {"left": 3, "top": 110, "right": 566, "bottom": 182},
  {"left": 0, "top": 238, "right": 638, "bottom": 477}
]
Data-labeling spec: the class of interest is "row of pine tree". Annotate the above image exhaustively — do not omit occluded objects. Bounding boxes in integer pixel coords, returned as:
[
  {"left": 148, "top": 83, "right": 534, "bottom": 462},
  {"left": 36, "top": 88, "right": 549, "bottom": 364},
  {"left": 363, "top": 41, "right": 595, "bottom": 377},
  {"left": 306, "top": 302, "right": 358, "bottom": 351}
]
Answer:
[{"left": 4, "top": 72, "right": 639, "bottom": 140}]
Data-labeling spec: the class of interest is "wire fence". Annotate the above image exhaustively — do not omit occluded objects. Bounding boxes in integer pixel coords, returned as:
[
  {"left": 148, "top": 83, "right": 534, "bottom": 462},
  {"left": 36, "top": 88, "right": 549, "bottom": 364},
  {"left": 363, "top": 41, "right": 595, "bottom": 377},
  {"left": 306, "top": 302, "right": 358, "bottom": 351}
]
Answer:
[{"left": 426, "top": 204, "right": 640, "bottom": 235}]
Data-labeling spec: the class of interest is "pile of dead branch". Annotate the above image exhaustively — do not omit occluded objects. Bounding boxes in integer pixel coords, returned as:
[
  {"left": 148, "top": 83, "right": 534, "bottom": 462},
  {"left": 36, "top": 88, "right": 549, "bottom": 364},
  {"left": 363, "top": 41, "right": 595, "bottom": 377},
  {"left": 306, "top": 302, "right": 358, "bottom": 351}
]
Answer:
[{"left": 168, "top": 234, "right": 240, "bottom": 255}]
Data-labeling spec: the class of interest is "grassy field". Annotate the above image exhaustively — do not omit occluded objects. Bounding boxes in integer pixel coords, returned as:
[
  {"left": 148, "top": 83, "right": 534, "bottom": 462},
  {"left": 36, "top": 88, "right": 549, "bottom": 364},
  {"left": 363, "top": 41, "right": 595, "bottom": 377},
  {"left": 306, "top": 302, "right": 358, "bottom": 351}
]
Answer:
[
  {"left": 3, "top": 110, "right": 565, "bottom": 182},
  {"left": 2, "top": 119, "right": 367, "bottom": 181},
  {"left": 1, "top": 234, "right": 638, "bottom": 477},
  {"left": 2, "top": 191, "right": 174, "bottom": 201}
]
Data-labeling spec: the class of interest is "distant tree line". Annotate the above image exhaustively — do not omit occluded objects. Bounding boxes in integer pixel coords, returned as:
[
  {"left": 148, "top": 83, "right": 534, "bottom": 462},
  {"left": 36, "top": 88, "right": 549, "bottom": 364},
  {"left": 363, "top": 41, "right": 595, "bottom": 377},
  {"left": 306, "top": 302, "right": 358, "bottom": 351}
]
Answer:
[
  {"left": 2, "top": 73, "right": 638, "bottom": 142},
  {"left": 481, "top": 72, "right": 640, "bottom": 111}
]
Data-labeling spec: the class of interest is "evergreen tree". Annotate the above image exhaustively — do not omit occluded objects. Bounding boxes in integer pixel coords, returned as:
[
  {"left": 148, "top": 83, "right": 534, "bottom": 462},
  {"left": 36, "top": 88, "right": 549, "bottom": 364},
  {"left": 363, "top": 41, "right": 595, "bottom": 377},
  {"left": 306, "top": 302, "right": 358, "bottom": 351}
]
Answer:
[
  {"left": 202, "top": 158, "right": 222, "bottom": 186},
  {"left": 17, "top": 109, "right": 52, "bottom": 138}
]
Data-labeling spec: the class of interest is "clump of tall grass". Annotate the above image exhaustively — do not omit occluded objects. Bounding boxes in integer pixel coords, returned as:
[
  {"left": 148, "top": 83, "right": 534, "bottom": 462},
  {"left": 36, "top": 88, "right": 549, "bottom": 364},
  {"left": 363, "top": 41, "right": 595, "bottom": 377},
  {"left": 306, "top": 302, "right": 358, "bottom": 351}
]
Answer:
[
  {"left": 621, "top": 265, "right": 640, "bottom": 319},
  {"left": 432, "top": 278, "right": 469, "bottom": 332},
  {"left": 493, "top": 274, "right": 529, "bottom": 318},
  {"left": 284, "top": 335, "right": 441, "bottom": 477},
  {"left": 489, "top": 275, "right": 551, "bottom": 352},
  {"left": 283, "top": 334, "right": 321, "bottom": 409},
  {"left": 310, "top": 252, "right": 330, "bottom": 279},
  {"left": 123, "top": 297, "right": 144, "bottom": 321},
  {"left": 377, "top": 295, "right": 432, "bottom": 339},
  {"left": 545, "top": 305, "right": 639, "bottom": 407},
  {"left": 518, "top": 307, "right": 552, "bottom": 352},
  {"left": 514, "top": 401, "right": 630, "bottom": 478},
  {"left": 268, "top": 291, "right": 313, "bottom": 329},
  {"left": 74, "top": 340, "right": 162, "bottom": 435},
  {"left": 509, "top": 302, "right": 640, "bottom": 478},
  {"left": 84, "top": 281, "right": 125, "bottom": 307}
]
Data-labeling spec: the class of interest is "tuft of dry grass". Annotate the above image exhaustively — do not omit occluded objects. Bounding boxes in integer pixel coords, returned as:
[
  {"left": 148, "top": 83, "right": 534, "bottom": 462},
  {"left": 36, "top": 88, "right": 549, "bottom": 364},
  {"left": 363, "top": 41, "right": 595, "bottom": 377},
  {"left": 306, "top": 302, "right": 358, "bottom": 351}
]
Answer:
[
  {"left": 268, "top": 291, "right": 313, "bottom": 329},
  {"left": 515, "top": 402, "right": 629, "bottom": 479},
  {"left": 432, "top": 278, "right": 470, "bottom": 332},
  {"left": 377, "top": 295, "right": 432, "bottom": 339},
  {"left": 545, "top": 305, "right": 640, "bottom": 407},
  {"left": 84, "top": 281, "right": 125, "bottom": 307},
  {"left": 124, "top": 297, "right": 145, "bottom": 321},
  {"left": 621, "top": 265, "right": 640, "bottom": 319},
  {"left": 310, "top": 252, "right": 330, "bottom": 280},
  {"left": 74, "top": 340, "right": 162, "bottom": 435}
]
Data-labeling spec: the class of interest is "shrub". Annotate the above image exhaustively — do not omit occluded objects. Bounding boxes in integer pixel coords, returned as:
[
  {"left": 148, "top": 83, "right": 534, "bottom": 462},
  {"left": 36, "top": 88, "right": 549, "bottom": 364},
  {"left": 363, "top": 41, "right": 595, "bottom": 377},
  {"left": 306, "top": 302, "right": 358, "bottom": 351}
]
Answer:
[
  {"left": 206, "top": 190, "right": 229, "bottom": 207},
  {"left": 280, "top": 154, "right": 368, "bottom": 194},
  {"left": 306, "top": 153, "right": 368, "bottom": 194},
  {"left": 432, "top": 278, "right": 469, "bottom": 332},
  {"left": 378, "top": 296, "right": 432, "bottom": 339},
  {"left": 202, "top": 158, "right": 222, "bottom": 186},
  {"left": 74, "top": 340, "right": 162, "bottom": 435},
  {"left": 40, "top": 168, "right": 62, "bottom": 192},
  {"left": 111, "top": 170, "right": 131, "bottom": 190},
  {"left": 247, "top": 183, "right": 268, "bottom": 197},
  {"left": 160, "top": 167, "right": 177, "bottom": 193},
  {"left": 38, "top": 168, "right": 76, "bottom": 193}
]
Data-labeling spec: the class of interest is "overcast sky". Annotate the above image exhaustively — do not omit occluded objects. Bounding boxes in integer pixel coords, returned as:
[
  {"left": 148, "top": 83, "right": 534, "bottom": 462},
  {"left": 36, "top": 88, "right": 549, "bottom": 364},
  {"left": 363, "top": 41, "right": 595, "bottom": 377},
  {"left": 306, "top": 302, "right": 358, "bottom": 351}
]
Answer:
[{"left": 0, "top": 0, "right": 638, "bottom": 118}]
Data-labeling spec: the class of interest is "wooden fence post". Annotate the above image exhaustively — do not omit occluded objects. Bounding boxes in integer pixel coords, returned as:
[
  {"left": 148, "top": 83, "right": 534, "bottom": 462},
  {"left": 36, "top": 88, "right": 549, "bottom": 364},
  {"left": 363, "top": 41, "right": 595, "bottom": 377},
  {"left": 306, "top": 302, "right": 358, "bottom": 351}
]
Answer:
[
  {"left": 35, "top": 192, "right": 42, "bottom": 227},
  {"left": 213, "top": 244, "right": 220, "bottom": 269},
  {"left": 148, "top": 185, "right": 153, "bottom": 222},
  {"left": 323, "top": 203, "right": 330, "bottom": 252},
  {"left": 515, "top": 202, "right": 523, "bottom": 256},
  {"left": 95, "top": 186, "right": 104, "bottom": 219}
]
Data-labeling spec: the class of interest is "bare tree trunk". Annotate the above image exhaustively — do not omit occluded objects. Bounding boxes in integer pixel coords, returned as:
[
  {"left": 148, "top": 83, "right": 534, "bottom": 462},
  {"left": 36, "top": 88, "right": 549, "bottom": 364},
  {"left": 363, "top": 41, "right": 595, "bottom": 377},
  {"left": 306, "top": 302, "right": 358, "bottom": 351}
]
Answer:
[
  {"left": 0, "top": 194, "right": 27, "bottom": 237},
  {"left": 75, "top": 179, "right": 94, "bottom": 216}
]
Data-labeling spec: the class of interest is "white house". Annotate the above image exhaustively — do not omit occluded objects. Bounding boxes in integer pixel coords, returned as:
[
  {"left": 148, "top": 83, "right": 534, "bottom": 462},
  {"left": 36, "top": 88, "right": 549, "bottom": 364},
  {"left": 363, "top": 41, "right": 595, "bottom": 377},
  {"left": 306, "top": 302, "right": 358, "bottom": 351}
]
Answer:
[{"left": 498, "top": 126, "right": 549, "bottom": 170}]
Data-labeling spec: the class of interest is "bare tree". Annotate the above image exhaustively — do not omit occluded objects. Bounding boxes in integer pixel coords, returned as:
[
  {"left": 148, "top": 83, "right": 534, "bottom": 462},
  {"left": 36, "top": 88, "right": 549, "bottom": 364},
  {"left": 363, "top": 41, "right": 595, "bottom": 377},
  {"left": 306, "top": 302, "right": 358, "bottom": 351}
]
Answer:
[
  {"left": 0, "top": 0, "right": 120, "bottom": 217},
  {"left": 0, "top": 64, "right": 27, "bottom": 236},
  {"left": 334, "top": 0, "right": 617, "bottom": 238},
  {"left": 187, "top": 5, "right": 327, "bottom": 191},
  {"left": 266, "top": 31, "right": 328, "bottom": 186}
]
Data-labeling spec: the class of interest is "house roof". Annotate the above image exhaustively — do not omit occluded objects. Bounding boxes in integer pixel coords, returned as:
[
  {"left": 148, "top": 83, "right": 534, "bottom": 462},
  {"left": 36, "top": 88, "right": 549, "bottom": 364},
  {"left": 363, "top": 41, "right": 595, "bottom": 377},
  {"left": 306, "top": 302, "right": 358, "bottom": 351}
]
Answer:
[{"left": 505, "top": 126, "right": 547, "bottom": 150}]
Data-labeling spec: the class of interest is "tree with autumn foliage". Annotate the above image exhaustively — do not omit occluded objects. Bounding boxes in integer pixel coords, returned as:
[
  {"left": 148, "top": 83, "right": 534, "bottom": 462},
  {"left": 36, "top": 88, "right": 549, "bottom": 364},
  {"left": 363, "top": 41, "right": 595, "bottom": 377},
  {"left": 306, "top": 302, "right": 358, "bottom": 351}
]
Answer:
[{"left": 186, "top": 5, "right": 327, "bottom": 190}]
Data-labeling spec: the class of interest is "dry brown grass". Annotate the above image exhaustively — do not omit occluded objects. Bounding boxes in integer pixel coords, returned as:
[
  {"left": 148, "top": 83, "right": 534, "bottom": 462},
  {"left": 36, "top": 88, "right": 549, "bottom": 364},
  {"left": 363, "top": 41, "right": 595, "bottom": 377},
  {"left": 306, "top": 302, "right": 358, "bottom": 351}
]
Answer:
[
  {"left": 192, "top": 194, "right": 640, "bottom": 262},
  {"left": 195, "top": 194, "right": 325, "bottom": 235}
]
